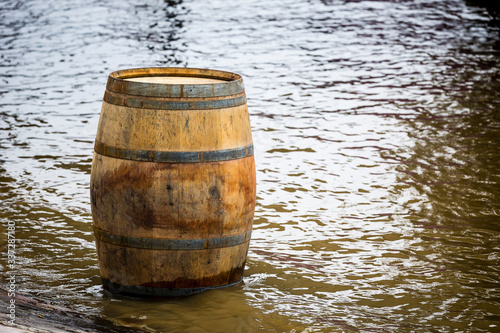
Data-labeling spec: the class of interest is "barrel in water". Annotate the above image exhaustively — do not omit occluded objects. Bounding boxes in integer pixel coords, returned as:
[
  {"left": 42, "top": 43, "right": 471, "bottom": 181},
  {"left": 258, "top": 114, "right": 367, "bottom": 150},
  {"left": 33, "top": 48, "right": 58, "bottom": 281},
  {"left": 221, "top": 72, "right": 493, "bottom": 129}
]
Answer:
[{"left": 90, "top": 67, "right": 256, "bottom": 297}]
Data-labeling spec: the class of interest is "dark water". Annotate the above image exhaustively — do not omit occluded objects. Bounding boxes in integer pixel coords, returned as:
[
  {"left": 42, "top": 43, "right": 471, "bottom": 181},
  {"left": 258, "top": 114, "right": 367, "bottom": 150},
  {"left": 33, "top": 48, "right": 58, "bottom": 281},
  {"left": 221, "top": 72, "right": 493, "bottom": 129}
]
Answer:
[{"left": 1, "top": 0, "right": 500, "bottom": 331}]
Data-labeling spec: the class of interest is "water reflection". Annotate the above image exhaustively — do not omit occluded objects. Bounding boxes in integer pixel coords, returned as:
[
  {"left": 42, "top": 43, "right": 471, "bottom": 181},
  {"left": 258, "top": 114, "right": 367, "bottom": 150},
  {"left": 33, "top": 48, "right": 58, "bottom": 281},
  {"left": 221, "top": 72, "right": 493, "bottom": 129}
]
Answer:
[
  {"left": 98, "top": 289, "right": 271, "bottom": 333},
  {"left": 382, "top": 5, "right": 500, "bottom": 330},
  {"left": 392, "top": 5, "right": 500, "bottom": 231},
  {"left": 1, "top": 0, "right": 500, "bottom": 331},
  {"left": 466, "top": 0, "right": 500, "bottom": 22},
  {"left": 105, "top": 0, "right": 187, "bottom": 65}
]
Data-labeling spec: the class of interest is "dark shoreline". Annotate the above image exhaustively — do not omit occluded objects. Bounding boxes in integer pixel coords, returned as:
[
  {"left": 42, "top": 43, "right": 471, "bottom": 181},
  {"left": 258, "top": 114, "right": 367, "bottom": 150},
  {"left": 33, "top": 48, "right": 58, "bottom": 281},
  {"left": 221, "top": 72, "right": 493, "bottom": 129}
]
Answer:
[{"left": 0, "top": 286, "right": 144, "bottom": 333}]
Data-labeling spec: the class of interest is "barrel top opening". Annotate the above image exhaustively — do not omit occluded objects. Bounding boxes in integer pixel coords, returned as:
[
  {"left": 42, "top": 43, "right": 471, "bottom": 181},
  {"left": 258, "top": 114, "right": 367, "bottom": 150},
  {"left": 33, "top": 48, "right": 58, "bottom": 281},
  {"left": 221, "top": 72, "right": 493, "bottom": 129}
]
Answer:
[
  {"left": 125, "top": 76, "right": 226, "bottom": 85},
  {"left": 106, "top": 67, "right": 245, "bottom": 98}
]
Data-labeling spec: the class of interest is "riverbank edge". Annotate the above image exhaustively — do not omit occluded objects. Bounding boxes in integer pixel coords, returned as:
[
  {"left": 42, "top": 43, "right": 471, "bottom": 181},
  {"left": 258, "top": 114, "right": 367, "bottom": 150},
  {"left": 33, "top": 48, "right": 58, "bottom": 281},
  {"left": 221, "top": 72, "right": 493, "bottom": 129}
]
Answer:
[{"left": 0, "top": 286, "right": 143, "bottom": 333}]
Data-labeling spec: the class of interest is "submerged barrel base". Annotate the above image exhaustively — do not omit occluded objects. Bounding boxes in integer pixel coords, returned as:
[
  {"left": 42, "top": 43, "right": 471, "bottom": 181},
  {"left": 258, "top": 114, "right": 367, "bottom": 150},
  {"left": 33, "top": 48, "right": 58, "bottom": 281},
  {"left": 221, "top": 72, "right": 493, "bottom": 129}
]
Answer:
[
  {"left": 102, "top": 276, "right": 244, "bottom": 298},
  {"left": 95, "top": 234, "right": 251, "bottom": 298}
]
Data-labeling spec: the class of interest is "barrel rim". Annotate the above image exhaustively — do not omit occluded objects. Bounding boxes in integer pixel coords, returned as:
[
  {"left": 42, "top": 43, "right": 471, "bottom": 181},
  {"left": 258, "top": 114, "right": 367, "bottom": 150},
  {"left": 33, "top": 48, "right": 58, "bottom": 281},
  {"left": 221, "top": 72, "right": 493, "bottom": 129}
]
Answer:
[{"left": 106, "top": 67, "right": 245, "bottom": 98}]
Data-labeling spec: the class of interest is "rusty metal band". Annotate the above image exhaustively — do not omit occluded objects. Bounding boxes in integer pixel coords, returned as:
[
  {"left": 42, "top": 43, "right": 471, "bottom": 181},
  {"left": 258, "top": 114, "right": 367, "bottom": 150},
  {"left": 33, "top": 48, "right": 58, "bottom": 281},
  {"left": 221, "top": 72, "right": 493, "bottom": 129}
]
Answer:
[
  {"left": 107, "top": 67, "right": 245, "bottom": 98},
  {"left": 94, "top": 140, "right": 254, "bottom": 163},
  {"left": 101, "top": 278, "right": 243, "bottom": 297},
  {"left": 94, "top": 227, "right": 252, "bottom": 250},
  {"left": 103, "top": 90, "right": 246, "bottom": 110}
]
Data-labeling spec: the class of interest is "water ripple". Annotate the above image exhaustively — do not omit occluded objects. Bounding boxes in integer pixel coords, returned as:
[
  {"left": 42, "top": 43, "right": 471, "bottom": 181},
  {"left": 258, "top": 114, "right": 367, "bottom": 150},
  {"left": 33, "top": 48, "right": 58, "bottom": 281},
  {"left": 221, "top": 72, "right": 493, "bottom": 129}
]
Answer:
[{"left": 1, "top": 0, "right": 499, "bottom": 331}]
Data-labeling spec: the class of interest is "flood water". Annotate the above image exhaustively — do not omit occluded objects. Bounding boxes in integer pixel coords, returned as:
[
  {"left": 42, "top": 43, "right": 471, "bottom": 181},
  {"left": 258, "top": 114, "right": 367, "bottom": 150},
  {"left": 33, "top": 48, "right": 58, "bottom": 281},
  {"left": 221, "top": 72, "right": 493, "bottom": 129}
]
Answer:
[{"left": 1, "top": 0, "right": 500, "bottom": 331}]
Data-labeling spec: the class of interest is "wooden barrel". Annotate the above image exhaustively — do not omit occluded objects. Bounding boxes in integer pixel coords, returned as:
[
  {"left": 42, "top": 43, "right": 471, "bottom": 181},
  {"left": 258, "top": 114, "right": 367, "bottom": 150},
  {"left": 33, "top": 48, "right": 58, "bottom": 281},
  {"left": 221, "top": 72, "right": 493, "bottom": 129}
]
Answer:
[{"left": 90, "top": 67, "right": 256, "bottom": 297}]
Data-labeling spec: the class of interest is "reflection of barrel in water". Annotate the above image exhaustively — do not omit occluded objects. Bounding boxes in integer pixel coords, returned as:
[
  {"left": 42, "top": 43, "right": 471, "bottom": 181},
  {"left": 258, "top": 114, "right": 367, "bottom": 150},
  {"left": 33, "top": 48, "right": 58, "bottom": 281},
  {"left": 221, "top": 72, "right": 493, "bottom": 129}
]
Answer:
[{"left": 90, "top": 68, "right": 256, "bottom": 297}]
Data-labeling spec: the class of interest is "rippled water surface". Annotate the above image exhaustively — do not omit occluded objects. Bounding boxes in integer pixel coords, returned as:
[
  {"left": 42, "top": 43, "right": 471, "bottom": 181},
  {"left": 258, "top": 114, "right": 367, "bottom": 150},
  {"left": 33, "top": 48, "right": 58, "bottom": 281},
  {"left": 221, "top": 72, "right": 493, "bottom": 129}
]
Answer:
[{"left": 1, "top": 0, "right": 500, "bottom": 332}]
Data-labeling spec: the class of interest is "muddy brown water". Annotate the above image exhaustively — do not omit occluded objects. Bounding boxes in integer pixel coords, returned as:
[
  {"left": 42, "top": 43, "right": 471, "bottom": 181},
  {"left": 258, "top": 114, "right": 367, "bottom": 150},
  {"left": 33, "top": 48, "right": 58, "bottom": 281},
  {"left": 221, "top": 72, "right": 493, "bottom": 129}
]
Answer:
[{"left": 1, "top": 0, "right": 500, "bottom": 332}]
